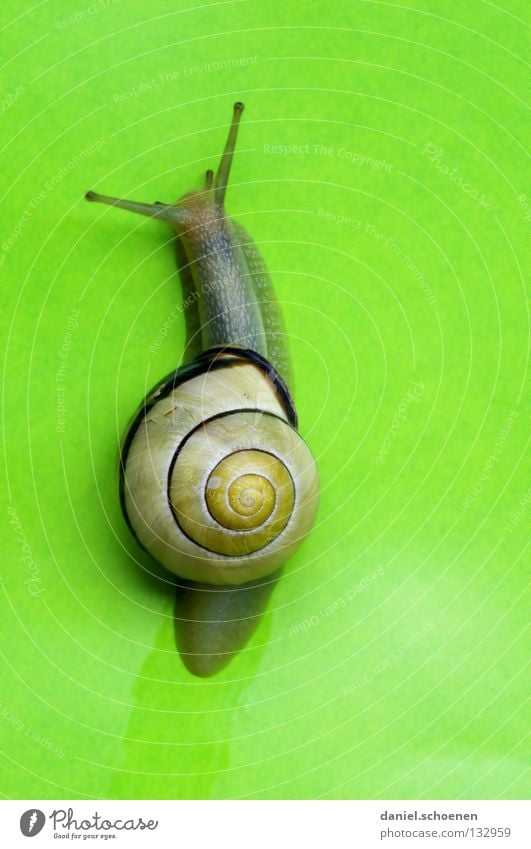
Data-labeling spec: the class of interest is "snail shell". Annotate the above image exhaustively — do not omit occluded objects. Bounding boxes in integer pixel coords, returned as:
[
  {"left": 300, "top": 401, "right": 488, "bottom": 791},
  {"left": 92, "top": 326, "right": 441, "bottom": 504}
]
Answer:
[{"left": 122, "top": 347, "right": 319, "bottom": 586}]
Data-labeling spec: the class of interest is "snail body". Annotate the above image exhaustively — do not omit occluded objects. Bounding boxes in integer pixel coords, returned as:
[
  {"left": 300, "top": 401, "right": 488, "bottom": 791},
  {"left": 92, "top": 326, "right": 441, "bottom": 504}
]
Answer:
[{"left": 86, "top": 103, "right": 319, "bottom": 675}]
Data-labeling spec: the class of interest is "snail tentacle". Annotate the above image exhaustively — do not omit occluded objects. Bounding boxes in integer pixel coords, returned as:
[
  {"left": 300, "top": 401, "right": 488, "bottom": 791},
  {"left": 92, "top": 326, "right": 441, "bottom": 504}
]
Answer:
[{"left": 214, "top": 101, "right": 244, "bottom": 206}]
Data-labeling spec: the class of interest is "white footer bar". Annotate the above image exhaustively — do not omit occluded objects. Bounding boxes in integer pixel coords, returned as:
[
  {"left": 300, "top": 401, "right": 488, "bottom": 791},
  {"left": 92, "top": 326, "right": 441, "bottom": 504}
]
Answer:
[{"left": 1, "top": 800, "right": 527, "bottom": 848}]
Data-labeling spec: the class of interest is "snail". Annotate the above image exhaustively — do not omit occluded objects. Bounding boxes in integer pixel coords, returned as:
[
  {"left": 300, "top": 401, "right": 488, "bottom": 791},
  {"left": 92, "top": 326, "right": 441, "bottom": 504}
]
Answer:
[{"left": 86, "top": 102, "right": 319, "bottom": 676}]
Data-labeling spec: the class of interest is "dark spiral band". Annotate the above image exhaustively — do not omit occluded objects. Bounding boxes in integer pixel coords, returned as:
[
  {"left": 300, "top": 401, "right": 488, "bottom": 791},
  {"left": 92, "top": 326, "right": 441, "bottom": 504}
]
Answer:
[
  {"left": 165, "top": 410, "right": 296, "bottom": 557},
  {"left": 119, "top": 348, "right": 298, "bottom": 553}
]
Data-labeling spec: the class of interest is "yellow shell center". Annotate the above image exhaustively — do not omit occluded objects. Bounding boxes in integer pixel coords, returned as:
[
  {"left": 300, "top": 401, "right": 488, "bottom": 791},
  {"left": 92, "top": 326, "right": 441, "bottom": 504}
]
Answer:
[
  {"left": 168, "top": 422, "right": 299, "bottom": 557},
  {"left": 206, "top": 454, "right": 281, "bottom": 531}
]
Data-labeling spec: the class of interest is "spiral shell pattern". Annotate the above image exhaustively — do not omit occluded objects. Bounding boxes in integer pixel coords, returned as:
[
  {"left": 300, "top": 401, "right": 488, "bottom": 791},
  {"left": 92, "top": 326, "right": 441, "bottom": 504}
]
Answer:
[{"left": 122, "top": 354, "right": 319, "bottom": 585}]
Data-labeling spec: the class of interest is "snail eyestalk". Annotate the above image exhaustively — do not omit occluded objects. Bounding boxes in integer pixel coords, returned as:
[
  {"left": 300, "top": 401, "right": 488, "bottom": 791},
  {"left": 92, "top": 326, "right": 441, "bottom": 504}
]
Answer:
[
  {"left": 85, "top": 190, "right": 186, "bottom": 226},
  {"left": 214, "top": 101, "right": 244, "bottom": 206}
]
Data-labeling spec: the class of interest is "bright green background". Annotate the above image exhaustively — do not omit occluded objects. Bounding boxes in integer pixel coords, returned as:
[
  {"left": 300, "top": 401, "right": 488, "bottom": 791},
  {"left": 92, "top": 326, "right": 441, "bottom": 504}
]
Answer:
[{"left": 1, "top": 0, "right": 528, "bottom": 800}]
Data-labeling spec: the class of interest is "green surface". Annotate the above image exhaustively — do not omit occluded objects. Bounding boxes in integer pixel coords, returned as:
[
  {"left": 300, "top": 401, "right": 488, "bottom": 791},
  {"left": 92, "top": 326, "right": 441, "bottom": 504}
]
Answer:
[{"left": 1, "top": 0, "right": 528, "bottom": 800}]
